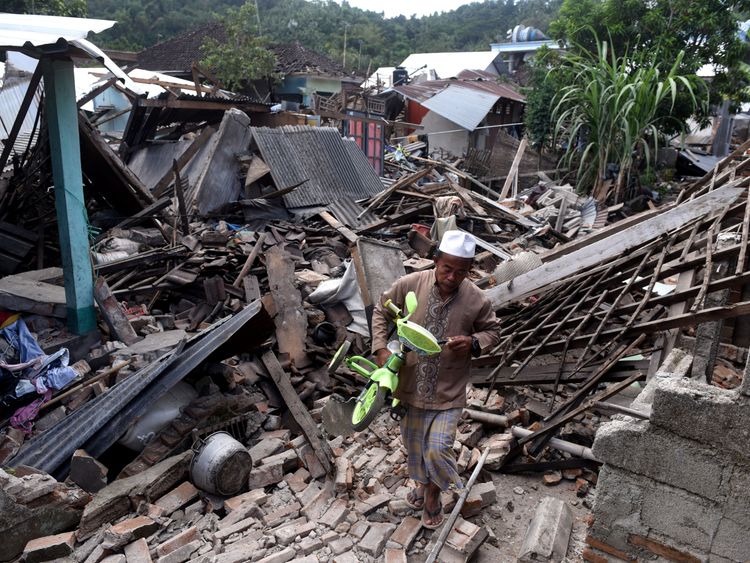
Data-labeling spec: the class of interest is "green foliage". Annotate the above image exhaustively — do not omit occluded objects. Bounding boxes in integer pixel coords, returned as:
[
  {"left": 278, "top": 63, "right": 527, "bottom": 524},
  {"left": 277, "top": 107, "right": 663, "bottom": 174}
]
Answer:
[
  {"left": 551, "top": 35, "right": 705, "bottom": 197},
  {"left": 86, "top": 0, "right": 563, "bottom": 70},
  {"left": 549, "top": 0, "right": 750, "bottom": 121},
  {"left": 200, "top": 1, "right": 277, "bottom": 90},
  {"left": 5, "top": 0, "right": 87, "bottom": 17},
  {"left": 523, "top": 46, "right": 565, "bottom": 150}
]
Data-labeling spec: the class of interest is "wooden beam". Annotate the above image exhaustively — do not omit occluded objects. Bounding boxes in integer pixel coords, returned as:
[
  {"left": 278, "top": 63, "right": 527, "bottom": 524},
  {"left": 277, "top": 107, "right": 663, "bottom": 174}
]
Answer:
[
  {"left": 485, "top": 185, "right": 744, "bottom": 309},
  {"left": 499, "top": 137, "right": 527, "bottom": 200},
  {"left": 138, "top": 97, "right": 270, "bottom": 113},
  {"left": 266, "top": 246, "right": 310, "bottom": 369},
  {"left": 261, "top": 350, "right": 333, "bottom": 474},
  {"left": 319, "top": 211, "right": 359, "bottom": 244}
]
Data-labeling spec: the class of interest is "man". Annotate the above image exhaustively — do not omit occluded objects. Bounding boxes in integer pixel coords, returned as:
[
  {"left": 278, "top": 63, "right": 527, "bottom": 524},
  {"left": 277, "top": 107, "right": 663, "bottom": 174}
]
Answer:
[{"left": 371, "top": 230, "right": 501, "bottom": 528}]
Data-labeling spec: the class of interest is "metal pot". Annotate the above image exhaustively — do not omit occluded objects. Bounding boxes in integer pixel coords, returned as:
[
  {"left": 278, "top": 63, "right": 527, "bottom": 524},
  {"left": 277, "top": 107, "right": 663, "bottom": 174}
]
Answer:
[{"left": 189, "top": 431, "right": 252, "bottom": 496}]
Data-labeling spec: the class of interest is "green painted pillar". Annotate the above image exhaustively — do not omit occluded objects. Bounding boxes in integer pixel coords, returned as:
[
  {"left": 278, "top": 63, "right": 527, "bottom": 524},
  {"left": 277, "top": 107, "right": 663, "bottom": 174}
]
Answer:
[{"left": 41, "top": 57, "right": 96, "bottom": 334}]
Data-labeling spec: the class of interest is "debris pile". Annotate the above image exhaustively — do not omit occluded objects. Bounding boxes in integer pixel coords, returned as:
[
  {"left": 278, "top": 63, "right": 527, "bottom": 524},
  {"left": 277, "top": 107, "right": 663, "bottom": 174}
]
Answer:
[{"left": 1, "top": 43, "right": 750, "bottom": 563}]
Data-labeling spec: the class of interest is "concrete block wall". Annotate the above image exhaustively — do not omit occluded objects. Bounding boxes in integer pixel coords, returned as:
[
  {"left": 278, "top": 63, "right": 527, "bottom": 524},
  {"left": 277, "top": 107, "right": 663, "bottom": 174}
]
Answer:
[{"left": 586, "top": 377, "right": 750, "bottom": 562}]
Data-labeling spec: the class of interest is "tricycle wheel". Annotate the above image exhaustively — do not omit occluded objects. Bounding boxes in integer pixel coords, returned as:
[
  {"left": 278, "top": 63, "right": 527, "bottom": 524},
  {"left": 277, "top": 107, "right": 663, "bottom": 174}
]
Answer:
[
  {"left": 327, "top": 339, "right": 352, "bottom": 375},
  {"left": 351, "top": 383, "right": 387, "bottom": 431}
]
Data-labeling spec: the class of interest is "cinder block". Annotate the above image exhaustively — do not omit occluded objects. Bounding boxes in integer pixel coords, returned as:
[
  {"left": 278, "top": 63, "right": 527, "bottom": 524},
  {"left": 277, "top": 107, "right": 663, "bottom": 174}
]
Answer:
[
  {"left": 588, "top": 466, "right": 646, "bottom": 544},
  {"left": 518, "top": 497, "right": 573, "bottom": 562},
  {"left": 711, "top": 515, "right": 750, "bottom": 561},
  {"left": 725, "top": 464, "right": 750, "bottom": 523},
  {"left": 640, "top": 482, "right": 721, "bottom": 552},
  {"left": 593, "top": 419, "right": 729, "bottom": 501},
  {"left": 650, "top": 379, "right": 750, "bottom": 463}
]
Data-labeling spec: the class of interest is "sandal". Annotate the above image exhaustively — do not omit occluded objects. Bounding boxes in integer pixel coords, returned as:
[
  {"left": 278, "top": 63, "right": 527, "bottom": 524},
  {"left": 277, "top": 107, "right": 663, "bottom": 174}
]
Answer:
[
  {"left": 404, "top": 487, "right": 425, "bottom": 510},
  {"left": 421, "top": 500, "right": 444, "bottom": 530}
]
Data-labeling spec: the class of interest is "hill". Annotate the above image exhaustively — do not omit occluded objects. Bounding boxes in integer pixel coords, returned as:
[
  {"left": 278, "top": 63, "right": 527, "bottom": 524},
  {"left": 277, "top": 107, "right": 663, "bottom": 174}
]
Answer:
[{"left": 87, "top": 0, "right": 562, "bottom": 71}]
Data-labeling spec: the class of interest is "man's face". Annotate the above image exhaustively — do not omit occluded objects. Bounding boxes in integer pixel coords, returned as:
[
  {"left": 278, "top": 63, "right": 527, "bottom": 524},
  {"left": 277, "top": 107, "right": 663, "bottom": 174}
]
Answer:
[{"left": 434, "top": 253, "right": 473, "bottom": 295}]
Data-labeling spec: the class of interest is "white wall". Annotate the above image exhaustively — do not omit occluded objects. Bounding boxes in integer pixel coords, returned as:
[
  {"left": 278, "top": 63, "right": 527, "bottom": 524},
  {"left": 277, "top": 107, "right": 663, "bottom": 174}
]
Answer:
[{"left": 422, "top": 111, "right": 468, "bottom": 158}]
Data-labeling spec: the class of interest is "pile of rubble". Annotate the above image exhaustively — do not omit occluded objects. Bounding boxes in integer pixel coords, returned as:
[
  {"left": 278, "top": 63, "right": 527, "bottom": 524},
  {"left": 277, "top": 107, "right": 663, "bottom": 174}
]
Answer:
[{"left": 2, "top": 45, "right": 750, "bottom": 563}]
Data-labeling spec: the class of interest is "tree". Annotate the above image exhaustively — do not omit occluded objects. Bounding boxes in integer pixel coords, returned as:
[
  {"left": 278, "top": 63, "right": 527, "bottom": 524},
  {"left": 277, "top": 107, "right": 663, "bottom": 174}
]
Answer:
[
  {"left": 549, "top": 0, "right": 750, "bottom": 114},
  {"left": 551, "top": 36, "right": 704, "bottom": 199},
  {"left": 200, "top": 1, "right": 277, "bottom": 90},
  {"left": 5, "top": 0, "right": 87, "bottom": 17}
]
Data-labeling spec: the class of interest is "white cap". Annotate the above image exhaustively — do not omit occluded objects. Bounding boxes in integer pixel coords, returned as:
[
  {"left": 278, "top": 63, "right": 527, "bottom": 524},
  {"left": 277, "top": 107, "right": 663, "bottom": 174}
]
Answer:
[{"left": 438, "top": 230, "right": 476, "bottom": 259}]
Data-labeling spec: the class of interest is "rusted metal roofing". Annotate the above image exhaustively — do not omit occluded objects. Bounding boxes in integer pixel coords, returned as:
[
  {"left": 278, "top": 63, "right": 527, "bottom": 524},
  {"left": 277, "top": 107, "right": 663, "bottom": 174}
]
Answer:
[
  {"left": 250, "top": 126, "right": 383, "bottom": 210},
  {"left": 393, "top": 75, "right": 525, "bottom": 105},
  {"left": 391, "top": 74, "right": 525, "bottom": 132},
  {"left": 328, "top": 197, "right": 379, "bottom": 229}
]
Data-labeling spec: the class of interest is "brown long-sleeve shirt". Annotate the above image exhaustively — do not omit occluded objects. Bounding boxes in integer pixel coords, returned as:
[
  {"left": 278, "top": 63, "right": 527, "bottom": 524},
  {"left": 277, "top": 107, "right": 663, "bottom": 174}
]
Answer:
[{"left": 371, "top": 270, "right": 501, "bottom": 410}]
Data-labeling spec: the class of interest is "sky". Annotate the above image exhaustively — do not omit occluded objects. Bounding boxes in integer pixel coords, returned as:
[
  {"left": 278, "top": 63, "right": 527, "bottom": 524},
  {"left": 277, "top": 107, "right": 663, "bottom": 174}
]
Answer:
[{"left": 340, "top": 0, "right": 473, "bottom": 19}]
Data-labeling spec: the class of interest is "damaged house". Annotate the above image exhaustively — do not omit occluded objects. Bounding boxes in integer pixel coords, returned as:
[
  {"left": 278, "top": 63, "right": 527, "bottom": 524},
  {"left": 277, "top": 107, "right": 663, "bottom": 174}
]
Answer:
[
  {"left": 0, "top": 10, "right": 749, "bottom": 563},
  {"left": 135, "top": 23, "right": 360, "bottom": 108}
]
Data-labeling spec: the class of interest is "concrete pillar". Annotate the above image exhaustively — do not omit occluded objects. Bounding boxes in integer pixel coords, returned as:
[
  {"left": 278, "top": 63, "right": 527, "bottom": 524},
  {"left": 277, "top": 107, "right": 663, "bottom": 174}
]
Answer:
[{"left": 41, "top": 57, "right": 96, "bottom": 334}]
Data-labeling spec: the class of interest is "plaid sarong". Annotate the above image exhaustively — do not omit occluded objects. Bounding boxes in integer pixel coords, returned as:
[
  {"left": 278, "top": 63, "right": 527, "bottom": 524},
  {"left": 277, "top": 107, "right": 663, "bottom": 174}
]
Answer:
[{"left": 400, "top": 405, "right": 464, "bottom": 491}]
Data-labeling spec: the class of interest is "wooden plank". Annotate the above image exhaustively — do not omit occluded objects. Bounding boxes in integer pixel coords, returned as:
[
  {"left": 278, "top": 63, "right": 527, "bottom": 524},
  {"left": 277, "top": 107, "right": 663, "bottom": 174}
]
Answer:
[
  {"left": 266, "top": 245, "right": 310, "bottom": 369},
  {"left": 357, "top": 167, "right": 433, "bottom": 219},
  {"left": 138, "top": 97, "right": 270, "bottom": 112},
  {"left": 513, "top": 299, "right": 750, "bottom": 356},
  {"left": 243, "top": 275, "right": 261, "bottom": 303},
  {"left": 499, "top": 137, "right": 527, "bottom": 200},
  {"left": 261, "top": 350, "right": 333, "bottom": 474},
  {"left": 319, "top": 211, "right": 359, "bottom": 244},
  {"left": 93, "top": 277, "right": 142, "bottom": 345},
  {"left": 233, "top": 233, "right": 266, "bottom": 288},
  {"left": 357, "top": 203, "right": 433, "bottom": 234},
  {"left": 76, "top": 76, "right": 118, "bottom": 111},
  {"left": 78, "top": 113, "right": 155, "bottom": 209},
  {"left": 485, "top": 185, "right": 744, "bottom": 309}
]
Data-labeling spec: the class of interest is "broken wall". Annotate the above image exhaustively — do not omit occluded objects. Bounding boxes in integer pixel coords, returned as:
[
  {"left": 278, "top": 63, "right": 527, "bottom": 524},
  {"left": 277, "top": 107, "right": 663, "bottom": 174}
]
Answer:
[{"left": 586, "top": 376, "right": 750, "bottom": 562}]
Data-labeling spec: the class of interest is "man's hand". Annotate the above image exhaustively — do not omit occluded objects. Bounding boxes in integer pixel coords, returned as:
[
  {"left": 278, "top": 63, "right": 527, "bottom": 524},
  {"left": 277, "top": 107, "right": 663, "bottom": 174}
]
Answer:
[
  {"left": 445, "top": 335, "right": 472, "bottom": 355},
  {"left": 375, "top": 348, "right": 390, "bottom": 367}
]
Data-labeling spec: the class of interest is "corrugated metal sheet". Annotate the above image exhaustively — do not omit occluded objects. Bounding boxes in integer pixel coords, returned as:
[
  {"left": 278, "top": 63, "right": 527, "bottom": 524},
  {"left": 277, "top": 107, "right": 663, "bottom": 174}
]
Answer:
[
  {"left": 342, "top": 138, "right": 383, "bottom": 192},
  {"left": 0, "top": 78, "right": 42, "bottom": 156},
  {"left": 328, "top": 197, "right": 379, "bottom": 229},
  {"left": 421, "top": 85, "right": 500, "bottom": 131},
  {"left": 0, "top": 13, "right": 115, "bottom": 49},
  {"left": 250, "top": 126, "right": 383, "bottom": 210},
  {"left": 393, "top": 77, "right": 525, "bottom": 105}
]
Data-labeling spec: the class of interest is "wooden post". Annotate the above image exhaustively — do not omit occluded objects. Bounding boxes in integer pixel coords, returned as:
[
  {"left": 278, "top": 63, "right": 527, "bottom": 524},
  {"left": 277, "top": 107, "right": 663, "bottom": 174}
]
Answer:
[
  {"left": 261, "top": 351, "right": 333, "bottom": 474},
  {"left": 42, "top": 57, "right": 96, "bottom": 334},
  {"left": 499, "top": 138, "right": 527, "bottom": 200}
]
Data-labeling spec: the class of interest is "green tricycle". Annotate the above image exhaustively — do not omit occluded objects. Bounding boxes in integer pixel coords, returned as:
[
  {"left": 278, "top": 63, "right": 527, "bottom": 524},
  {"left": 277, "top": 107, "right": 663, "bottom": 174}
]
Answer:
[{"left": 322, "top": 291, "right": 443, "bottom": 435}]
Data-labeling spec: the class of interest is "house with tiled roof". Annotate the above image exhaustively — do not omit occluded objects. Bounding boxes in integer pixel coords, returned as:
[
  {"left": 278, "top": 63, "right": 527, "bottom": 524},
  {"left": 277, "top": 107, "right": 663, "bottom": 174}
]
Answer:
[{"left": 136, "top": 24, "right": 359, "bottom": 106}]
